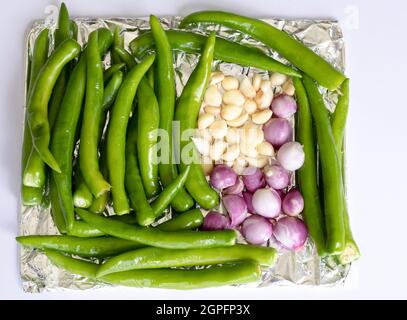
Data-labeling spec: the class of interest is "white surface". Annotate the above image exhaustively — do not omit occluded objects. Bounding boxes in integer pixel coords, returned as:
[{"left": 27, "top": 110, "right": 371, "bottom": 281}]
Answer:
[{"left": 0, "top": 0, "right": 406, "bottom": 300}]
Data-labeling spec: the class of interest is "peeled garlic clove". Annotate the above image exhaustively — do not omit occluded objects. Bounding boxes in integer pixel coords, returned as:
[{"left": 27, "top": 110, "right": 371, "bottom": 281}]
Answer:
[
  {"left": 201, "top": 156, "right": 214, "bottom": 175},
  {"left": 245, "top": 156, "right": 269, "bottom": 168},
  {"left": 240, "top": 76, "right": 256, "bottom": 98},
  {"left": 233, "top": 156, "right": 249, "bottom": 175},
  {"left": 282, "top": 80, "right": 295, "bottom": 96},
  {"left": 243, "top": 99, "right": 257, "bottom": 114},
  {"left": 221, "top": 76, "right": 239, "bottom": 91},
  {"left": 240, "top": 142, "right": 258, "bottom": 158},
  {"left": 225, "top": 127, "right": 240, "bottom": 144},
  {"left": 198, "top": 113, "right": 215, "bottom": 129},
  {"left": 241, "top": 122, "right": 263, "bottom": 146},
  {"left": 223, "top": 89, "right": 245, "bottom": 106},
  {"left": 270, "top": 73, "right": 288, "bottom": 86},
  {"left": 204, "top": 105, "right": 221, "bottom": 115},
  {"left": 226, "top": 112, "right": 249, "bottom": 127},
  {"left": 204, "top": 85, "right": 222, "bottom": 106},
  {"left": 251, "top": 109, "right": 273, "bottom": 125},
  {"left": 255, "top": 89, "right": 274, "bottom": 109},
  {"left": 192, "top": 137, "right": 210, "bottom": 156},
  {"left": 260, "top": 80, "right": 272, "bottom": 93},
  {"left": 256, "top": 141, "right": 275, "bottom": 157},
  {"left": 252, "top": 74, "right": 262, "bottom": 91},
  {"left": 210, "top": 71, "right": 225, "bottom": 85},
  {"left": 221, "top": 104, "right": 242, "bottom": 121},
  {"left": 222, "top": 144, "right": 240, "bottom": 162},
  {"left": 210, "top": 140, "right": 227, "bottom": 161},
  {"left": 209, "top": 119, "right": 228, "bottom": 139}
]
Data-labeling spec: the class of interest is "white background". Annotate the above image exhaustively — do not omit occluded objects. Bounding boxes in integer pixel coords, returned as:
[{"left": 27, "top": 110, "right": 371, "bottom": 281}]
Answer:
[{"left": 0, "top": 0, "right": 406, "bottom": 300}]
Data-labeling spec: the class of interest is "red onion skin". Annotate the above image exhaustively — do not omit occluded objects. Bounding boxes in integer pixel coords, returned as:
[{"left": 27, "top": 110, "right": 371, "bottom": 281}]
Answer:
[
  {"left": 252, "top": 188, "right": 282, "bottom": 219},
  {"left": 271, "top": 94, "right": 297, "bottom": 118},
  {"left": 223, "top": 195, "right": 247, "bottom": 227},
  {"left": 243, "top": 192, "right": 256, "bottom": 214},
  {"left": 276, "top": 189, "right": 285, "bottom": 200},
  {"left": 210, "top": 165, "right": 237, "bottom": 190},
  {"left": 273, "top": 216, "right": 308, "bottom": 251},
  {"left": 264, "top": 165, "right": 291, "bottom": 190},
  {"left": 241, "top": 215, "right": 273, "bottom": 245},
  {"left": 282, "top": 188, "right": 304, "bottom": 217},
  {"left": 224, "top": 178, "right": 244, "bottom": 195},
  {"left": 263, "top": 118, "right": 293, "bottom": 148},
  {"left": 203, "top": 211, "right": 230, "bottom": 231},
  {"left": 242, "top": 167, "right": 266, "bottom": 193}
]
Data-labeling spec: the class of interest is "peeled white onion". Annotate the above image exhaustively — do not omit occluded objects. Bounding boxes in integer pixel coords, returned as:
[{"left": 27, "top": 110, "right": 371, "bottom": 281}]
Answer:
[
  {"left": 273, "top": 216, "right": 308, "bottom": 251},
  {"left": 252, "top": 188, "right": 281, "bottom": 218},
  {"left": 241, "top": 215, "right": 273, "bottom": 245},
  {"left": 277, "top": 142, "right": 305, "bottom": 171}
]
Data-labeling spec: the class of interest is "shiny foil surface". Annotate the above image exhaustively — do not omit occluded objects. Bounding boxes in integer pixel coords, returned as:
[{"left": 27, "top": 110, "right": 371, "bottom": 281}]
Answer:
[{"left": 20, "top": 16, "right": 349, "bottom": 292}]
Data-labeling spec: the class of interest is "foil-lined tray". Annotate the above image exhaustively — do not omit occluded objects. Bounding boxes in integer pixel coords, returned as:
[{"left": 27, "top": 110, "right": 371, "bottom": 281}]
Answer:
[{"left": 20, "top": 16, "right": 350, "bottom": 293}]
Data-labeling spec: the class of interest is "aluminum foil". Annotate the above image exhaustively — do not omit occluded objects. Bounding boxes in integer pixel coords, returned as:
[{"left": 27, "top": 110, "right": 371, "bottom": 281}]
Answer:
[{"left": 20, "top": 16, "right": 349, "bottom": 293}]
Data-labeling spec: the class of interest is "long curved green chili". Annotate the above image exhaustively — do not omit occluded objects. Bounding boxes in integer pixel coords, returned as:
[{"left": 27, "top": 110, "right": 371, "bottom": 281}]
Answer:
[
  {"left": 44, "top": 250, "right": 261, "bottom": 289},
  {"left": 174, "top": 33, "right": 219, "bottom": 210},
  {"left": 22, "top": 28, "right": 49, "bottom": 204},
  {"left": 97, "top": 244, "right": 276, "bottom": 276},
  {"left": 125, "top": 111, "right": 155, "bottom": 225},
  {"left": 79, "top": 30, "right": 110, "bottom": 197},
  {"left": 73, "top": 167, "right": 93, "bottom": 208},
  {"left": 107, "top": 54, "right": 156, "bottom": 215},
  {"left": 149, "top": 15, "right": 195, "bottom": 213},
  {"left": 49, "top": 175, "right": 67, "bottom": 234},
  {"left": 111, "top": 26, "right": 124, "bottom": 65},
  {"left": 27, "top": 39, "right": 80, "bottom": 173},
  {"left": 77, "top": 208, "right": 236, "bottom": 249},
  {"left": 17, "top": 235, "right": 143, "bottom": 258},
  {"left": 331, "top": 79, "right": 360, "bottom": 264},
  {"left": 130, "top": 30, "right": 301, "bottom": 78},
  {"left": 302, "top": 74, "right": 345, "bottom": 255},
  {"left": 103, "top": 63, "right": 126, "bottom": 82},
  {"left": 180, "top": 11, "right": 346, "bottom": 90},
  {"left": 293, "top": 76, "right": 326, "bottom": 257},
  {"left": 50, "top": 54, "right": 87, "bottom": 231},
  {"left": 137, "top": 78, "right": 161, "bottom": 198}
]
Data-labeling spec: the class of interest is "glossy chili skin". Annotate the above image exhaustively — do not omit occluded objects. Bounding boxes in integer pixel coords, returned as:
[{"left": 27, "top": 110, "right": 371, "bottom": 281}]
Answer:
[
  {"left": 130, "top": 30, "right": 301, "bottom": 78},
  {"left": 111, "top": 26, "right": 124, "bottom": 65},
  {"left": 97, "top": 244, "right": 277, "bottom": 276},
  {"left": 27, "top": 39, "right": 80, "bottom": 173},
  {"left": 21, "top": 28, "right": 49, "bottom": 204},
  {"left": 137, "top": 78, "right": 161, "bottom": 198},
  {"left": 174, "top": 33, "right": 219, "bottom": 210},
  {"left": 77, "top": 208, "right": 236, "bottom": 249},
  {"left": 146, "top": 17, "right": 193, "bottom": 214},
  {"left": 49, "top": 175, "right": 67, "bottom": 234},
  {"left": 293, "top": 76, "right": 326, "bottom": 257},
  {"left": 68, "top": 208, "right": 204, "bottom": 238},
  {"left": 302, "top": 74, "right": 345, "bottom": 255},
  {"left": 50, "top": 54, "right": 87, "bottom": 231},
  {"left": 331, "top": 79, "right": 360, "bottom": 264},
  {"left": 107, "top": 54, "right": 156, "bottom": 215},
  {"left": 79, "top": 31, "right": 110, "bottom": 197},
  {"left": 16, "top": 235, "right": 143, "bottom": 258},
  {"left": 180, "top": 11, "right": 346, "bottom": 90},
  {"left": 103, "top": 63, "right": 126, "bottom": 82},
  {"left": 124, "top": 111, "right": 155, "bottom": 226},
  {"left": 73, "top": 167, "right": 93, "bottom": 208},
  {"left": 88, "top": 71, "right": 124, "bottom": 214}
]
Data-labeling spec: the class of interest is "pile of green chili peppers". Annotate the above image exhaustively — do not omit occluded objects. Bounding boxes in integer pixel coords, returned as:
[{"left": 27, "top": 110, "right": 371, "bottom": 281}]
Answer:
[{"left": 18, "top": 3, "right": 358, "bottom": 290}]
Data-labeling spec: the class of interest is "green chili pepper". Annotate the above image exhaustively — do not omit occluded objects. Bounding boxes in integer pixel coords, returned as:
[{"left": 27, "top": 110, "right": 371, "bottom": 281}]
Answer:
[
  {"left": 111, "top": 26, "right": 124, "bottom": 65},
  {"left": 147, "top": 65, "right": 154, "bottom": 87},
  {"left": 79, "top": 31, "right": 110, "bottom": 197},
  {"left": 17, "top": 235, "right": 143, "bottom": 258},
  {"left": 68, "top": 208, "right": 204, "bottom": 238},
  {"left": 77, "top": 208, "right": 236, "bottom": 249},
  {"left": 98, "top": 244, "right": 276, "bottom": 276},
  {"left": 149, "top": 16, "right": 195, "bottom": 213},
  {"left": 331, "top": 79, "right": 360, "bottom": 264},
  {"left": 151, "top": 166, "right": 191, "bottom": 219},
  {"left": 21, "top": 28, "right": 49, "bottom": 204},
  {"left": 44, "top": 250, "right": 260, "bottom": 289},
  {"left": 124, "top": 111, "right": 155, "bottom": 225},
  {"left": 50, "top": 54, "right": 87, "bottom": 231},
  {"left": 174, "top": 33, "right": 219, "bottom": 210},
  {"left": 88, "top": 71, "right": 124, "bottom": 214},
  {"left": 137, "top": 78, "right": 161, "bottom": 198},
  {"left": 293, "top": 76, "right": 326, "bottom": 257},
  {"left": 27, "top": 39, "right": 80, "bottom": 173},
  {"left": 157, "top": 209, "right": 203, "bottom": 231},
  {"left": 113, "top": 46, "right": 136, "bottom": 69},
  {"left": 180, "top": 11, "right": 346, "bottom": 90},
  {"left": 130, "top": 30, "right": 301, "bottom": 78},
  {"left": 302, "top": 74, "right": 345, "bottom": 255},
  {"left": 96, "top": 28, "right": 114, "bottom": 58},
  {"left": 103, "top": 63, "right": 126, "bottom": 82},
  {"left": 49, "top": 175, "right": 67, "bottom": 234},
  {"left": 107, "top": 54, "right": 156, "bottom": 215}
]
